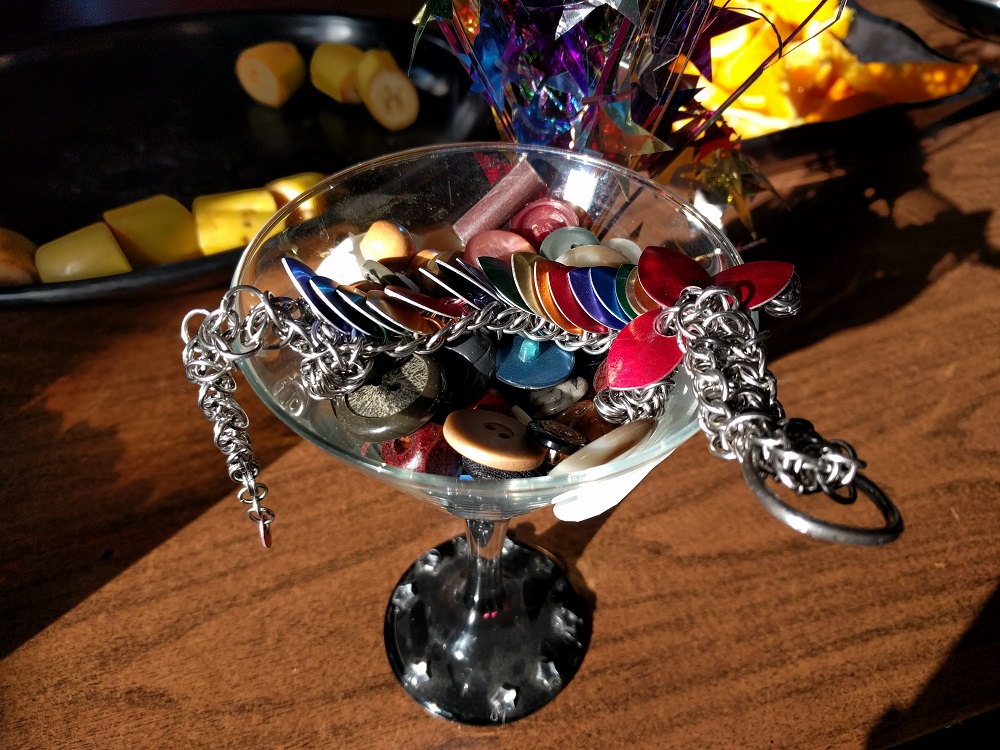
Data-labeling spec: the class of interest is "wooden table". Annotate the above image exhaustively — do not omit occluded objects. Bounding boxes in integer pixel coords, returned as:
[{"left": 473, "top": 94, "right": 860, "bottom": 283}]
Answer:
[{"left": 3, "top": 2, "right": 999, "bottom": 747}]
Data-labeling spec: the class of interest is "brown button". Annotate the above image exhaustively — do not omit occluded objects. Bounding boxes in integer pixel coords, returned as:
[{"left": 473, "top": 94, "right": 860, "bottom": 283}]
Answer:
[
  {"left": 443, "top": 409, "right": 546, "bottom": 471},
  {"left": 555, "top": 399, "right": 617, "bottom": 442}
]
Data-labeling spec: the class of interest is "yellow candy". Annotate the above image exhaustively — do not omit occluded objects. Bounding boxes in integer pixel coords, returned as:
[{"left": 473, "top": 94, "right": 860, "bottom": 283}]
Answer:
[
  {"left": 103, "top": 194, "right": 199, "bottom": 269},
  {"left": 35, "top": 223, "right": 132, "bottom": 282},
  {"left": 0, "top": 227, "right": 39, "bottom": 285},
  {"left": 265, "top": 172, "right": 326, "bottom": 223},
  {"left": 236, "top": 41, "right": 306, "bottom": 108},
  {"left": 193, "top": 189, "right": 280, "bottom": 255},
  {"left": 355, "top": 50, "right": 420, "bottom": 131},
  {"left": 310, "top": 43, "right": 365, "bottom": 104}
]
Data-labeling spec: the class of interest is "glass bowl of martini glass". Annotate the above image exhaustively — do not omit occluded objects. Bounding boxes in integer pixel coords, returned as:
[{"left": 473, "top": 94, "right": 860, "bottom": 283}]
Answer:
[{"left": 232, "top": 143, "right": 741, "bottom": 724}]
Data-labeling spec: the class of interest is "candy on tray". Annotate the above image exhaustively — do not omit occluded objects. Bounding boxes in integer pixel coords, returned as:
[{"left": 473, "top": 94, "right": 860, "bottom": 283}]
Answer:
[
  {"left": 35, "top": 223, "right": 132, "bottom": 283},
  {"left": 235, "top": 41, "right": 307, "bottom": 109},
  {"left": 103, "top": 194, "right": 200, "bottom": 268},
  {"left": 0, "top": 227, "right": 39, "bottom": 285}
]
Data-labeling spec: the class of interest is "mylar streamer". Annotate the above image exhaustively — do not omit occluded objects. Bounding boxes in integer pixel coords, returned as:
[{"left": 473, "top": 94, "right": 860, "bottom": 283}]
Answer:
[{"left": 416, "top": 0, "right": 847, "bottom": 177}]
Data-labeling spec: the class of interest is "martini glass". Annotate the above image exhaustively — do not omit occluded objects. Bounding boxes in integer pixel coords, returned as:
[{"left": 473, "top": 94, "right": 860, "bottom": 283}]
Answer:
[{"left": 233, "top": 143, "right": 741, "bottom": 724}]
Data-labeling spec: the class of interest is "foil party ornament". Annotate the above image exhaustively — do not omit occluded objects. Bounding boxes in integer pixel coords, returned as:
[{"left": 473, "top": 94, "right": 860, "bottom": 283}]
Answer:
[{"left": 418, "top": 0, "right": 846, "bottom": 176}]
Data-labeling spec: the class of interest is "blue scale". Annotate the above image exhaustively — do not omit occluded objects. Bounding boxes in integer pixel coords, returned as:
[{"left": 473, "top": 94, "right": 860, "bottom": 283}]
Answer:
[
  {"left": 281, "top": 257, "right": 356, "bottom": 336},
  {"left": 568, "top": 267, "right": 624, "bottom": 331},
  {"left": 589, "top": 266, "right": 632, "bottom": 328},
  {"left": 309, "top": 276, "right": 386, "bottom": 338},
  {"left": 496, "top": 334, "right": 575, "bottom": 390}
]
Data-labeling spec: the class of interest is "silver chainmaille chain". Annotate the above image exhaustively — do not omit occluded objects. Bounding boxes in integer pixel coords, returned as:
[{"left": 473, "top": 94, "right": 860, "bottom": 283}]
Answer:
[
  {"left": 654, "top": 281, "right": 865, "bottom": 501},
  {"left": 181, "top": 287, "right": 614, "bottom": 545},
  {"left": 182, "top": 273, "right": 898, "bottom": 547}
]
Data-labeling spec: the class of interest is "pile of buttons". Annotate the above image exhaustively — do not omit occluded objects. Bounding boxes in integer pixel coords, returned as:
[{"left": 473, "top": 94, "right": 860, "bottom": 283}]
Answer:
[{"left": 277, "top": 159, "right": 794, "bottom": 481}]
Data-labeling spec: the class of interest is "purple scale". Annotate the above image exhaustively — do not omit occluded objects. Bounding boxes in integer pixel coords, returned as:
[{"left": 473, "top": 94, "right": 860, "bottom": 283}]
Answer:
[
  {"left": 589, "top": 266, "right": 631, "bottom": 328},
  {"left": 568, "top": 267, "right": 624, "bottom": 331}
]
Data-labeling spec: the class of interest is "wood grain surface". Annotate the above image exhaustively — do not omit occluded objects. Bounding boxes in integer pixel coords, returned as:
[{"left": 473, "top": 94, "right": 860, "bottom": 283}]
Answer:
[{"left": 3, "top": 1, "right": 1000, "bottom": 748}]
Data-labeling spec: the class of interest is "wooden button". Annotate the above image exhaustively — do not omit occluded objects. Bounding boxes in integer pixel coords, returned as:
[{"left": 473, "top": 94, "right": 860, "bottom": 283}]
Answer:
[
  {"left": 332, "top": 355, "right": 442, "bottom": 441},
  {"left": 555, "top": 399, "right": 617, "bottom": 442},
  {"left": 443, "top": 409, "right": 546, "bottom": 471}
]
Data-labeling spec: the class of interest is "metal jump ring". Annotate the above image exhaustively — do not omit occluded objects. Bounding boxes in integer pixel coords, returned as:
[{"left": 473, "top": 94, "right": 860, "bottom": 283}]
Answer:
[{"left": 742, "top": 463, "right": 903, "bottom": 546}]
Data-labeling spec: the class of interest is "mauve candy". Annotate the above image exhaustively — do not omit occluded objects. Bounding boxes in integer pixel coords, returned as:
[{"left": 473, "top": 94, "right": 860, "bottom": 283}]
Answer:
[
  {"left": 464, "top": 230, "right": 536, "bottom": 265},
  {"left": 510, "top": 198, "right": 580, "bottom": 245},
  {"left": 382, "top": 423, "right": 462, "bottom": 477},
  {"left": 452, "top": 159, "right": 545, "bottom": 243}
]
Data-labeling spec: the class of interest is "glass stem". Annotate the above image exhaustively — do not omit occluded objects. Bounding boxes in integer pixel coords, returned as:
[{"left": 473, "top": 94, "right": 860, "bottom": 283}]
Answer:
[{"left": 464, "top": 518, "right": 509, "bottom": 616}]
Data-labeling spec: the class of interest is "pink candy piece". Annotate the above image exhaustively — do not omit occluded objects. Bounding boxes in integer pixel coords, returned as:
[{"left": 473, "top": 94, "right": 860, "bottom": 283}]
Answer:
[
  {"left": 605, "top": 310, "right": 683, "bottom": 390},
  {"left": 452, "top": 159, "right": 546, "bottom": 243},
  {"left": 464, "top": 230, "right": 536, "bottom": 265},
  {"left": 510, "top": 198, "right": 580, "bottom": 245}
]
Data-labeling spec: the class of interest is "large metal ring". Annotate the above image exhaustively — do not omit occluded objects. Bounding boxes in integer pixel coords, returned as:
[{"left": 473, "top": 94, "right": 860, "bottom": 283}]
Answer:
[{"left": 742, "top": 463, "right": 903, "bottom": 546}]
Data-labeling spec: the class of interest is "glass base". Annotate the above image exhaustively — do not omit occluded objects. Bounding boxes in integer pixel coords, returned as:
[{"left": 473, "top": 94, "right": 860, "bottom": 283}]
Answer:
[{"left": 384, "top": 533, "right": 591, "bottom": 724}]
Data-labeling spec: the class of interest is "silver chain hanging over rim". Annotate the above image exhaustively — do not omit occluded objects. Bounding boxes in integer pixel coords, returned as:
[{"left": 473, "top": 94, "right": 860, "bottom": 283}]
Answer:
[{"left": 182, "top": 274, "right": 901, "bottom": 548}]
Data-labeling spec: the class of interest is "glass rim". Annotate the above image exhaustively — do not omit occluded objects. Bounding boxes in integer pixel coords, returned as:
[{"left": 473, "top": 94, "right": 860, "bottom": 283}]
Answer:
[{"left": 233, "top": 141, "right": 739, "bottom": 508}]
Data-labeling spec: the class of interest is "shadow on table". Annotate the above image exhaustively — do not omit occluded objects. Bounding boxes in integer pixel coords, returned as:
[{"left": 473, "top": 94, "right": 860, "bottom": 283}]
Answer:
[
  {"left": 512, "top": 511, "right": 618, "bottom": 614},
  {"left": 0, "top": 291, "right": 298, "bottom": 661},
  {"left": 866, "top": 587, "right": 1000, "bottom": 748},
  {"left": 741, "top": 107, "right": 1000, "bottom": 360},
  {"left": 738, "top": 105, "right": 1000, "bottom": 747}
]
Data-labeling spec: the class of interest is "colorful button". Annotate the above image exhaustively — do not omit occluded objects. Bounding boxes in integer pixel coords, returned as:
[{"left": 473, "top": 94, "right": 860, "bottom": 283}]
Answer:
[
  {"left": 443, "top": 409, "right": 547, "bottom": 471},
  {"left": 435, "top": 334, "right": 496, "bottom": 407},
  {"left": 526, "top": 376, "right": 588, "bottom": 417},
  {"left": 496, "top": 335, "right": 575, "bottom": 390},
  {"left": 464, "top": 230, "right": 536, "bottom": 265},
  {"left": 532, "top": 260, "right": 584, "bottom": 334},
  {"left": 510, "top": 197, "right": 580, "bottom": 245},
  {"left": 546, "top": 265, "right": 608, "bottom": 334},
  {"left": 589, "top": 266, "right": 631, "bottom": 327},
  {"left": 333, "top": 355, "right": 443, "bottom": 441},
  {"left": 548, "top": 418, "right": 656, "bottom": 476},
  {"left": 282, "top": 257, "right": 355, "bottom": 336},
  {"left": 381, "top": 422, "right": 463, "bottom": 477},
  {"left": 539, "top": 226, "right": 600, "bottom": 261},
  {"left": 309, "top": 276, "right": 385, "bottom": 338},
  {"left": 615, "top": 264, "right": 639, "bottom": 319}
]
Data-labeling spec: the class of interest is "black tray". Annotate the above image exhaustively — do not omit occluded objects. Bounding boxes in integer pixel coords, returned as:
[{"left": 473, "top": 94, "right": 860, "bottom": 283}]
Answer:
[{"left": 0, "top": 12, "right": 491, "bottom": 305}]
